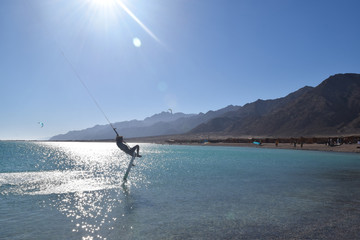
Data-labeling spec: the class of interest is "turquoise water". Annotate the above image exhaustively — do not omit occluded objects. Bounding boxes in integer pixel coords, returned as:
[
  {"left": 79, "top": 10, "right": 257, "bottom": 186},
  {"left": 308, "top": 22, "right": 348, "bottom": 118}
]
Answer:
[{"left": 1, "top": 141, "right": 360, "bottom": 239}]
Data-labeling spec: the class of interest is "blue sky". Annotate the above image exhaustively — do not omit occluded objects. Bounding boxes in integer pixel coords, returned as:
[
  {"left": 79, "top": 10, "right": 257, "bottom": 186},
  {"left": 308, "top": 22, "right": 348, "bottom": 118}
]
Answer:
[{"left": 1, "top": 0, "right": 359, "bottom": 140}]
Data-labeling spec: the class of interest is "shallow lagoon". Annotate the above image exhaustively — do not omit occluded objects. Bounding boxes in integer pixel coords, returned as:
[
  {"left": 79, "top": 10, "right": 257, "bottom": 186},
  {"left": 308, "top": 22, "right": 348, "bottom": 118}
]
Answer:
[{"left": 1, "top": 141, "right": 360, "bottom": 239}]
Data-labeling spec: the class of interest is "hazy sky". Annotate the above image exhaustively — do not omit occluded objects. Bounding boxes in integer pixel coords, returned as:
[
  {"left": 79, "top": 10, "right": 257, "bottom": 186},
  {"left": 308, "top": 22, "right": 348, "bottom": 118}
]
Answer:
[{"left": 1, "top": 0, "right": 359, "bottom": 140}]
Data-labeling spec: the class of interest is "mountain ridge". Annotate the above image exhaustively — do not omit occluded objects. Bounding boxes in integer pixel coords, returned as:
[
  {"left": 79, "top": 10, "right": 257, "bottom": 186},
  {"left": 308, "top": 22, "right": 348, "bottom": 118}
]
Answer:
[
  {"left": 191, "top": 73, "right": 360, "bottom": 137},
  {"left": 50, "top": 105, "right": 241, "bottom": 140},
  {"left": 50, "top": 73, "right": 360, "bottom": 140}
]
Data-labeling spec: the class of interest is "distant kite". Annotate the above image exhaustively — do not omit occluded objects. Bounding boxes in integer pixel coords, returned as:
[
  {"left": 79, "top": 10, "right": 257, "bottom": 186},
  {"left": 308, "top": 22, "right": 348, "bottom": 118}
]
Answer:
[
  {"left": 38, "top": 122, "right": 44, "bottom": 128},
  {"left": 168, "top": 108, "right": 173, "bottom": 114}
]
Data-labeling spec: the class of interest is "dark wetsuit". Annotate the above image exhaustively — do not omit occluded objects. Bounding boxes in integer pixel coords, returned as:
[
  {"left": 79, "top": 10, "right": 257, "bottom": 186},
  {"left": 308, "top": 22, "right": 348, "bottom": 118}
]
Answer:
[{"left": 116, "top": 135, "right": 141, "bottom": 157}]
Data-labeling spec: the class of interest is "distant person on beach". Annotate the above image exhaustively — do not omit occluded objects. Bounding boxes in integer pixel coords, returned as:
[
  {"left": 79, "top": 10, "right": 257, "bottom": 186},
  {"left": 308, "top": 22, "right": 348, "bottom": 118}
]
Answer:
[{"left": 116, "top": 135, "right": 142, "bottom": 158}]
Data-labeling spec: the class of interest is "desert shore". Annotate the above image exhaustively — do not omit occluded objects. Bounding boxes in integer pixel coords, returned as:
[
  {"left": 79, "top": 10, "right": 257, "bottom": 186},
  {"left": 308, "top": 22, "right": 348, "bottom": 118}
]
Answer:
[
  {"left": 46, "top": 135, "right": 360, "bottom": 154},
  {"left": 128, "top": 135, "right": 360, "bottom": 154},
  {"left": 187, "top": 142, "right": 360, "bottom": 154}
]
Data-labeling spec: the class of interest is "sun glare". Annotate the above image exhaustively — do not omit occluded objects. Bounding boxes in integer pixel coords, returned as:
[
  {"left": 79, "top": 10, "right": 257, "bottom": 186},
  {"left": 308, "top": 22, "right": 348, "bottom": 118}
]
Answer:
[
  {"left": 90, "top": 0, "right": 115, "bottom": 8},
  {"left": 86, "top": 0, "right": 162, "bottom": 46}
]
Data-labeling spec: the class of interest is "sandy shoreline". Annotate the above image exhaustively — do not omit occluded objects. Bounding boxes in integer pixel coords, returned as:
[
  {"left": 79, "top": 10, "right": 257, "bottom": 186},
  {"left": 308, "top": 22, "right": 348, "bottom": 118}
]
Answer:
[
  {"left": 43, "top": 135, "right": 360, "bottom": 154},
  {"left": 178, "top": 142, "right": 360, "bottom": 154},
  {"left": 127, "top": 135, "right": 360, "bottom": 154},
  {"left": 125, "top": 134, "right": 360, "bottom": 154}
]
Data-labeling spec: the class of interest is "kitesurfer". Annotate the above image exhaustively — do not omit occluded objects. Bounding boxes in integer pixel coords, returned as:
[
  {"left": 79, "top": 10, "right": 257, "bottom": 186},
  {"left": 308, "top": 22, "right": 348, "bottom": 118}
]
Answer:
[{"left": 116, "top": 134, "right": 142, "bottom": 158}]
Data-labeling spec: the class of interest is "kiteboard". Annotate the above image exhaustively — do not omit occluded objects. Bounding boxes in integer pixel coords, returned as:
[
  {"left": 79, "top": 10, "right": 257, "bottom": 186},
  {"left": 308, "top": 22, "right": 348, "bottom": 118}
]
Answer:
[{"left": 123, "top": 152, "right": 136, "bottom": 181}]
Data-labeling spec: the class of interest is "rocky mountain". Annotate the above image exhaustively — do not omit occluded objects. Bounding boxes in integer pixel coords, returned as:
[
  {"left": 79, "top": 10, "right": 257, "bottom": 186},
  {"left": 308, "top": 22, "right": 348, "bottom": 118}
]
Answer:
[
  {"left": 191, "top": 73, "right": 360, "bottom": 137},
  {"left": 50, "top": 105, "right": 241, "bottom": 140},
  {"left": 51, "top": 73, "right": 360, "bottom": 140},
  {"left": 51, "top": 111, "right": 194, "bottom": 140}
]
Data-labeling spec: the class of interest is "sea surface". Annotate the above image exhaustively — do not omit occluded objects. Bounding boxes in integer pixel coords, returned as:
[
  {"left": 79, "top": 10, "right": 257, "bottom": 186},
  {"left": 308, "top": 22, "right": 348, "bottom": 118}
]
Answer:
[{"left": 1, "top": 141, "right": 360, "bottom": 239}]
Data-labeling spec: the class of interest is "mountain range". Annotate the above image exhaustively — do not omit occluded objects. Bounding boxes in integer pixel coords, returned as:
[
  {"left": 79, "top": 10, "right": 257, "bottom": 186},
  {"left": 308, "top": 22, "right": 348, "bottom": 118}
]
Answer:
[{"left": 50, "top": 73, "right": 360, "bottom": 140}]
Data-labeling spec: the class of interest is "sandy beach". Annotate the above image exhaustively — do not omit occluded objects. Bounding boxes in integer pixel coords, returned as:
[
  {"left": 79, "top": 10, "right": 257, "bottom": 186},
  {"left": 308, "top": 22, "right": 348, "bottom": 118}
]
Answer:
[
  {"left": 197, "top": 142, "right": 360, "bottom": 154},
  {"left": 129, "top": 135, "right": 360, "bottom": 154}
]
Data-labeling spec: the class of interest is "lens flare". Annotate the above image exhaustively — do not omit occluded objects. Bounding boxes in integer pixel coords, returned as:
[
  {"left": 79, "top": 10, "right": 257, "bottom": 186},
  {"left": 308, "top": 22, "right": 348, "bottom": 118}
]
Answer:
[
  {"left": 115, "top": 0, "right": 162, "bottom": 45},
  {"left": 133, "top": 37, "right": 141, "bottom": 47}
]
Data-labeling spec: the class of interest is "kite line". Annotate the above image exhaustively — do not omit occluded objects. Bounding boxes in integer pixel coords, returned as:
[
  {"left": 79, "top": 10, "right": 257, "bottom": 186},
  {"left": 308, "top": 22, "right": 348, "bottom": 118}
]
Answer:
[
  {"left": 58, "top": 49, "right": 118, "bottom": 135},
  {"left": 24, "top": 1, "right": 118, "bottom": 135}
]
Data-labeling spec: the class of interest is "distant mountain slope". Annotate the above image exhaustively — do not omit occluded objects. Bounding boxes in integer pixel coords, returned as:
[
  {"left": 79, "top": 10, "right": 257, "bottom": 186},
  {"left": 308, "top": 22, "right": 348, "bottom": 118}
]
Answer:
[
  {"left": 190, "top": 73, "right": 360, "bottom": 136},
  {"left": 51, "top": 73, "right": 360, "bottom": 140},
  {"left": 50, "top": 105, "right": 241, "bottom": 140},
  {"left": 51, "top": 112, "right": 194, "bottom": 140}
]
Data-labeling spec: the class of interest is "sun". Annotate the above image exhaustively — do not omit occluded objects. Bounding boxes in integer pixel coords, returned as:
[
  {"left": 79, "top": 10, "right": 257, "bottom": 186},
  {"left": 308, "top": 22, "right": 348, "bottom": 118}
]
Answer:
[
  {"left": 89, "top": 0, "right": 115, "bottom": 8},
  {"left": 85, "top": 0, "right": 162, "bottom": 45}
]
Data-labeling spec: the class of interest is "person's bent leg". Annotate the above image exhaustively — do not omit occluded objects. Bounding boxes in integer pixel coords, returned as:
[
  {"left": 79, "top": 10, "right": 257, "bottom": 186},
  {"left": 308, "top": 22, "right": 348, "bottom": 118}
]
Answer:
[
  {"left": 134, "top": 145, "right": 141, "bottom": 157},
  {"left": 130, "top": 146, "right": 141, "bottom": 157}
]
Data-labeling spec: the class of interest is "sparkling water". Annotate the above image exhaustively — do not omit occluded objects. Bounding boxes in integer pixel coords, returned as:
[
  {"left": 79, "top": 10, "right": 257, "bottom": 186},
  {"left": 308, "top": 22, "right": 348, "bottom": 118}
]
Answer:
[{"left": 1, "top": 141, "right": 360, "bottom": 239}]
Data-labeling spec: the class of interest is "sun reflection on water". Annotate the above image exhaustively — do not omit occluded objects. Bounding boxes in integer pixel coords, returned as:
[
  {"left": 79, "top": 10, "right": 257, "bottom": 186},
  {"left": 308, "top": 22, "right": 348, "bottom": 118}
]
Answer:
[
  {"left": 3, "top": 142, "right": 360, "bottom": 239},
  {"left": 40, "top": 142, "right": 148, "bottom": 239},
  {"left": 50, "top": 189, "right": 122, "bottom": 239},
  {"left": 0, "top": 141, "right": 152, "bottom": 239}
]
